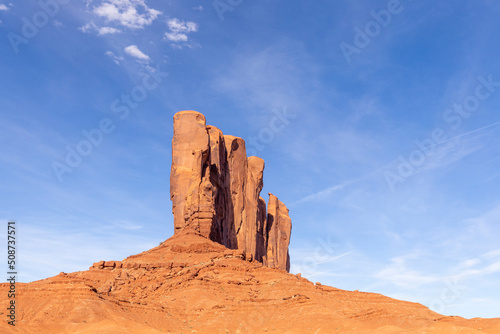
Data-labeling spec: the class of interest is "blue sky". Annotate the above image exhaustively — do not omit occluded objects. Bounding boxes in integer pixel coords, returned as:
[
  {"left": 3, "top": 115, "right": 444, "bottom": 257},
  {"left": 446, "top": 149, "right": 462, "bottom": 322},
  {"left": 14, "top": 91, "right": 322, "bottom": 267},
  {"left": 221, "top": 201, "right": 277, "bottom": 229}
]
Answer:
[{"left": 1, "top": 0, "right": 500, "bottom": 319}]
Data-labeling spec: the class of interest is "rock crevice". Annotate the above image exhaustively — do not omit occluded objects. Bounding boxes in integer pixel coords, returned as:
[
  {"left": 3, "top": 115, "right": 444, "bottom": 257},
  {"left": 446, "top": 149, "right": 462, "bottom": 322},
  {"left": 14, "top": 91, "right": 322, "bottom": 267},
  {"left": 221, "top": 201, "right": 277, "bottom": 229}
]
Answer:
[{"left": 170, "top": 110, "right": 292, "bottom": 271}]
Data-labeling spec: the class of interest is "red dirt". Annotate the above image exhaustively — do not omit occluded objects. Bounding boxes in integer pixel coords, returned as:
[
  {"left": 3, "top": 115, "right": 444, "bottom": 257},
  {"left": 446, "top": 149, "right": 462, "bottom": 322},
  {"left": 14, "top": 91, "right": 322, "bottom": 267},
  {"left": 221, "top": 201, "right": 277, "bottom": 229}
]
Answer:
[{"left": 1, "top": 230, "right": 499, "bottom": 333}]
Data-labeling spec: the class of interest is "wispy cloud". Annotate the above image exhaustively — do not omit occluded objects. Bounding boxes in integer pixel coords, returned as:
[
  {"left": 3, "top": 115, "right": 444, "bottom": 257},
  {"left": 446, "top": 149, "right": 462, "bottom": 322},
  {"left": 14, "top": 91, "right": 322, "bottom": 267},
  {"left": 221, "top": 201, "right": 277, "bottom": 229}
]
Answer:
[
  {"left": 484, "top": 249, "right": 500, "bottom": 259},
  {"left": 291, "top": 179, "right": 358, "bottom": 205},
  {"left": 0, "top": 4, "right": 9, "bottom": 11},
  {"left": 461, "top": 203, "right": 500, "bottom": 241},
  {"left": 445, "top": 250, "right": 500, "bottom": 282},
  {"left": 290, "top": 244, "right": 354, "bottom": 280},
  {"left": 78, "top": 21, "right": 97, "bottom": 33},
  {"left": 7, "top": 224, "right": 157, "bottom": 283},
  {"left": 420, "top": 120, "right": 500, "bottom": 174},
  {"left": 79, "top": 21, "right": 122, "bottom": 35},
  {"left": 105, "top": 50, "right": 124, "bottom": 64},
  {"left": 420, "top": 139, "right": 481, "bottom": 173},
  {"left": 375, "top": 253, "right": 440, "bottom": 289},
  {"left": 382, "top": 124, "right": 495, "bottom": 191},
  {"left": 373, "top": 248, "right": 500, "bottom": 293},
  {"left": 96, "top": 219, "right": 144, "bottom": 231},
  {"left": 98, "top": 26, "right": 121, "bottom": 35}
]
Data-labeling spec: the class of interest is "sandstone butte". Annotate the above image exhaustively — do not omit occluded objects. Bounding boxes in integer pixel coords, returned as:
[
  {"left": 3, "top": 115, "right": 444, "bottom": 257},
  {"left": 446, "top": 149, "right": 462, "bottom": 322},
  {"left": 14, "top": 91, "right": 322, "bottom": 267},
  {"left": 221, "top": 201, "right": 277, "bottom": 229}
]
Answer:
[
  {"left": 0, "top": 111, "right": 498, "bottom": 334},
  {"left": 170, "top": 110, "right": 291, "bottom": 272}
]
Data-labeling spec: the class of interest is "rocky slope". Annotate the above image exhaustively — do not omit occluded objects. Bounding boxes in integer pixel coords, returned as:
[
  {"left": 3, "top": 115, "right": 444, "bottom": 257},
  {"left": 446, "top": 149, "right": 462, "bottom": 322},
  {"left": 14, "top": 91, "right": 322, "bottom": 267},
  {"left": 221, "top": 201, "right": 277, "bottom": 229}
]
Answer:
[{"left": 1, "top": 230, "right": 499, "bottom": 333}]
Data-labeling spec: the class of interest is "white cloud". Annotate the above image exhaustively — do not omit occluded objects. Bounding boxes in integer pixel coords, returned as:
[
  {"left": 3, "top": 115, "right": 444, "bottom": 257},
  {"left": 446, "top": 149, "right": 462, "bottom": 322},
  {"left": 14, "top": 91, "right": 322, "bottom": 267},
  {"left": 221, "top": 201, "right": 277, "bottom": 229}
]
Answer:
[
  {"left": 164, "top": 18, "right": 198, "bottom": 43},
  {"left": 98, "top": 26, "right": 121, "bottom": 35},
  {"left": 94, "top": 0, "right": 161, "bottom": 29},
  {"left": 164, "top": 32, "right": 188, "bottom": 42},
  {"left": 124, "top": 45, "right": 150, "bottom": 61},
  {"left": 167, "top": 18, "right": 198, "bottom": 33},
  {"left": 0, "top": 4, "right": 8, "bottom": 10},
  {"left": 193, "top": 5, "right": 203, "bottom": 11},
  {"left": 53, "top": 20, "right": 64, "bottom": 27}
]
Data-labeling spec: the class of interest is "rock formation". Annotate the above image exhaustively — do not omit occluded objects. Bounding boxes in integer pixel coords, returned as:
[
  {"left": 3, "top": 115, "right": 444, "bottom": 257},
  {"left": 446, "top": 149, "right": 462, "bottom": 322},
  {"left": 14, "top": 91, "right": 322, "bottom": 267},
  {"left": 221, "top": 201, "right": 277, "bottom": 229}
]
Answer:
[
  {"left": 4, "top": 111, "right": 499, "bottom": 333},
  {"left": 264, "top": 194, "right": 292, "bottom": 271},
  {"left": 170, "top": 110, "right": 292, "bottom": 271}
]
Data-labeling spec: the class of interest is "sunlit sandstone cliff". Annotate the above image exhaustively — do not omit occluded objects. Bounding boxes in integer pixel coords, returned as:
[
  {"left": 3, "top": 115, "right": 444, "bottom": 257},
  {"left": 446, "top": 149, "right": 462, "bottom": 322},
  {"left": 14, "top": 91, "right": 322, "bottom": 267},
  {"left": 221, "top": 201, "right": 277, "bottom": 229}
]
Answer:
[{"left": 170, "top": 110, "right": 292, "bottom": 271}]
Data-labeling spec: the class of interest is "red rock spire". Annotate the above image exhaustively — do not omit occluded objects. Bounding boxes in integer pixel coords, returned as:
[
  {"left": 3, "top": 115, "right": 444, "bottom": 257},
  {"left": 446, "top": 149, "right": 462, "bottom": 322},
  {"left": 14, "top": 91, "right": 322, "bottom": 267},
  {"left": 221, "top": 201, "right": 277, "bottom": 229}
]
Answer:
[{"left": 169, "top": 110, "right": 292, "bottom": 271}]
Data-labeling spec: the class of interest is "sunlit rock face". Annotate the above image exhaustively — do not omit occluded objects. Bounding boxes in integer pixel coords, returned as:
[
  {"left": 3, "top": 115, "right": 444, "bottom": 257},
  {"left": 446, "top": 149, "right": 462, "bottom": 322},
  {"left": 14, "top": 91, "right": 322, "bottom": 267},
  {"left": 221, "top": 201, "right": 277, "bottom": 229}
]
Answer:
[{"left": 170, "top": 110, "right": 292, "bottom": 271}]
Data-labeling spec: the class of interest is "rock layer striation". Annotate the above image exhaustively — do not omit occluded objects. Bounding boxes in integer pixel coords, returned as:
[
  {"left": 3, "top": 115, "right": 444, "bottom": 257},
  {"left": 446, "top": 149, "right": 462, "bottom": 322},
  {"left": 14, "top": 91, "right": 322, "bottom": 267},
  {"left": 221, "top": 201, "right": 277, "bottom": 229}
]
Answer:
[{"left": 170, "top": 110, "right": 292, "bottom": 271}]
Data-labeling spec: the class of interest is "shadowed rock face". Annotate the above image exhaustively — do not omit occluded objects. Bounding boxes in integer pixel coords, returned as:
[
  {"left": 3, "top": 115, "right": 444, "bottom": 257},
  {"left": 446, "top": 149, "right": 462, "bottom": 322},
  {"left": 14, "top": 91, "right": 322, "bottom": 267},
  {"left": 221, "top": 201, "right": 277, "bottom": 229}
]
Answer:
[{"left": 170, "top": 110, "right": 292, "bottom": 271}]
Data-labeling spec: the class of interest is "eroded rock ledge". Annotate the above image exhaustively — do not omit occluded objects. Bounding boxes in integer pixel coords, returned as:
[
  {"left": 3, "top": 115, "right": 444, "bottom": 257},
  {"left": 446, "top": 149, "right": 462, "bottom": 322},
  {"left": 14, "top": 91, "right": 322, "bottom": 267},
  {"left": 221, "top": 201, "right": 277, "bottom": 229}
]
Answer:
[{"left": 170, "top": 110, "right": 292, "bottom": 271}]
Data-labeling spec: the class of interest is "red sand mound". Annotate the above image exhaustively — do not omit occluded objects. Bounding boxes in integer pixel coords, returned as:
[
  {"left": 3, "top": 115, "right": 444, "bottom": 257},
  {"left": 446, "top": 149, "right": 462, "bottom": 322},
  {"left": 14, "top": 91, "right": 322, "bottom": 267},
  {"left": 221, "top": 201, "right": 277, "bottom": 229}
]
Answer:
[{"left": 1, "top": 230, "right": 499, "bottom": 334}]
